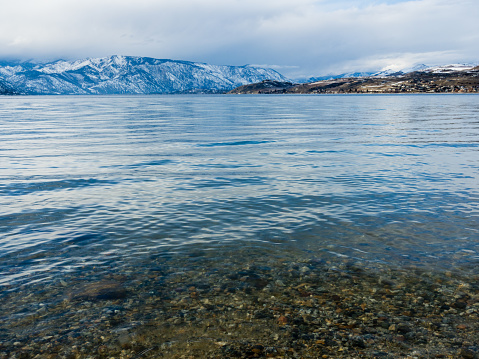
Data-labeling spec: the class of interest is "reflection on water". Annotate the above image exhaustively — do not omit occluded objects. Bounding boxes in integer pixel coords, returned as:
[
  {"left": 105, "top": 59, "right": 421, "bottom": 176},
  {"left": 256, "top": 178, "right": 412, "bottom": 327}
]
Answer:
[{"left": 1, "top": 94, "right": 479, "bottom": 290}]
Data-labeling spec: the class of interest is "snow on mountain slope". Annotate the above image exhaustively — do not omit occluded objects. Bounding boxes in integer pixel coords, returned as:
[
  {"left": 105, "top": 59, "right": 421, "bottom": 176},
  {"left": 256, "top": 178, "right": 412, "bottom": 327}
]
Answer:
[
  {"left": 0, "top": 55, "right": 288, "bottom": 95},
  {"left": 304, "top": 62, "right": 479, "bottom": 82},
  {"left": 376, "top": 63, "right": 479, "bottom": 76},
  {"left": 422, "top": 63, "right": 479, "bottom": 73}
]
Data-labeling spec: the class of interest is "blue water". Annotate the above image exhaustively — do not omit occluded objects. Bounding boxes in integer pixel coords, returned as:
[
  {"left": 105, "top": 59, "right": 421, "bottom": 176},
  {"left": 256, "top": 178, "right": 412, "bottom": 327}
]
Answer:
[{"left": 1, "top": 94, "right": 479, "bottom": 289}]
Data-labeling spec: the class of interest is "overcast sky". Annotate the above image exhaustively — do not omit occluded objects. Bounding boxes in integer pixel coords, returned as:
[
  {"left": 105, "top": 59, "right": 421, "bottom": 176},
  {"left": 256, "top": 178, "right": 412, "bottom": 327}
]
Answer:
[{"left": 1, "top": 0, "right": 478, "bottom": 78}]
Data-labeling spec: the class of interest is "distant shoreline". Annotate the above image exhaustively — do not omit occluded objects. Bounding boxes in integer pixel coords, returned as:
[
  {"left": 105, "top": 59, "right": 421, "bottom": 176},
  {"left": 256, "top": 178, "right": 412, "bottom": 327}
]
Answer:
[
  {"left": 228, "top": 69, "right": 479, "bottom": 95},
  {"left": 2, "top": 91, "right": 479, "bottom": 97}
]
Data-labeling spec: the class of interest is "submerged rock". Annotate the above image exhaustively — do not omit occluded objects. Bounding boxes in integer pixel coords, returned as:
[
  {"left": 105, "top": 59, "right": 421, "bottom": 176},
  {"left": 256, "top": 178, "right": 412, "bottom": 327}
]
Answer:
[{"left": 68, "top": 280, "right": 128, "bottom": 301}]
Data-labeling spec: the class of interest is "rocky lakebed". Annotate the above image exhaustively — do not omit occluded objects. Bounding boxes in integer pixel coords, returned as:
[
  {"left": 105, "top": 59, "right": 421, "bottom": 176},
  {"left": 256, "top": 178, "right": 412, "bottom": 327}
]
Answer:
[{"left": 1, "top": 248, "right": 479, "bottom": 359}]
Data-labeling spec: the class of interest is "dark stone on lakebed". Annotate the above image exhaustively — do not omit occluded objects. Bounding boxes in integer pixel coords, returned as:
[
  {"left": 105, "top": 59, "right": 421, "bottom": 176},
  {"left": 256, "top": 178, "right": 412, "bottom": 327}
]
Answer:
[{"left": 68, "top": 280, "right": 128, "bottom": 301}]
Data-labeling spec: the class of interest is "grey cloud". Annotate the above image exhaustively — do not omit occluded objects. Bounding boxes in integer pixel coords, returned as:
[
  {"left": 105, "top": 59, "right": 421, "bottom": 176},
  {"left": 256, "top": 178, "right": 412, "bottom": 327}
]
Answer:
[{"left": 0, "top": 0, "right": 478, "bottom": 78}]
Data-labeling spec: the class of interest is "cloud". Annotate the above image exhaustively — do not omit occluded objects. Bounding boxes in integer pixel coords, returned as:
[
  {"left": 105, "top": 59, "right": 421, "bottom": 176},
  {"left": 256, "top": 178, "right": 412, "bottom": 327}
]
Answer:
[{"left": 0, "top": 0, "right": 478, "bottom": 78}]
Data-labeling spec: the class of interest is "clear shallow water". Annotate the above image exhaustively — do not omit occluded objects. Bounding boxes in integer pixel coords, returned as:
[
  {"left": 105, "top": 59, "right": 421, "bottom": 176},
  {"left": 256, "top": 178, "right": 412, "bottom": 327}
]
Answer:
[{"left": 1, "top": 94, "right": 479, "bottom": 289}]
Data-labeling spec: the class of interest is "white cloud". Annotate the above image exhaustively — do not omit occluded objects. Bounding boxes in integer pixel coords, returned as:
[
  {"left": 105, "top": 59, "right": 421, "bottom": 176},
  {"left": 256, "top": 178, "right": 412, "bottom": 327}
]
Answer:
[{"left": 0, "top": 0, "right": 478, "bottom": 78}]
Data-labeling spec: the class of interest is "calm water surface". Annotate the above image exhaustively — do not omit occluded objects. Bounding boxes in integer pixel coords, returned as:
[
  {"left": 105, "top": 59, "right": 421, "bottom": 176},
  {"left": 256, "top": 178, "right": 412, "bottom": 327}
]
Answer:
[{"left": 1, "top": 94, "right": 479, "bottom": 289}]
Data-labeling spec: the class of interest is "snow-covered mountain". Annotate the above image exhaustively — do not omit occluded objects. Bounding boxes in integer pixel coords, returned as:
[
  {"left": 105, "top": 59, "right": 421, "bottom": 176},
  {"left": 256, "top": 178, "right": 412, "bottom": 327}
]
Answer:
[
  {"left": 0, "top": 55, "right": 288, "bottom": 95},
  {"left": 302, "top": 62, "right": 479, "bottom": 82},
  {"left": 419, "top": 63, "right": 479, "bottom": 74},
  {"left": 371, "top": 63, "right": 479, "bottom": 77},
  {"left": 303, "top": 71, "right": 375, "bottom": 83}
]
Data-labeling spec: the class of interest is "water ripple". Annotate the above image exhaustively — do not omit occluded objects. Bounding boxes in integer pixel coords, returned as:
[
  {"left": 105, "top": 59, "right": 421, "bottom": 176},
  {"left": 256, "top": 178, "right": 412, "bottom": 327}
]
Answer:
[{"left": 1, "top": 94, "right": 479, "bottom": 288}]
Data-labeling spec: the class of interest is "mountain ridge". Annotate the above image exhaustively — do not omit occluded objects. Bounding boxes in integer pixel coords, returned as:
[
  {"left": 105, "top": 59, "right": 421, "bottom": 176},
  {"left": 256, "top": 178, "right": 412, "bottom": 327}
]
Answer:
[
  {"left": 298, "top": 63, "right": 479, "bottom": 83},
  {"left": 0, "top": 55, "right": 287, "bottom": 95}
]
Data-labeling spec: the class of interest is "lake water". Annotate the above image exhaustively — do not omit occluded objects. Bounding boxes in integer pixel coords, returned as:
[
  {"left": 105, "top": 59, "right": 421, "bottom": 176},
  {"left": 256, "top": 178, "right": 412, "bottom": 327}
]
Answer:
[
  {"left": 2, "top": 94, "right": 479, "bottom": 357},
  {"left": 1, "top": 94, "right": 479, "bottom": 290}
]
